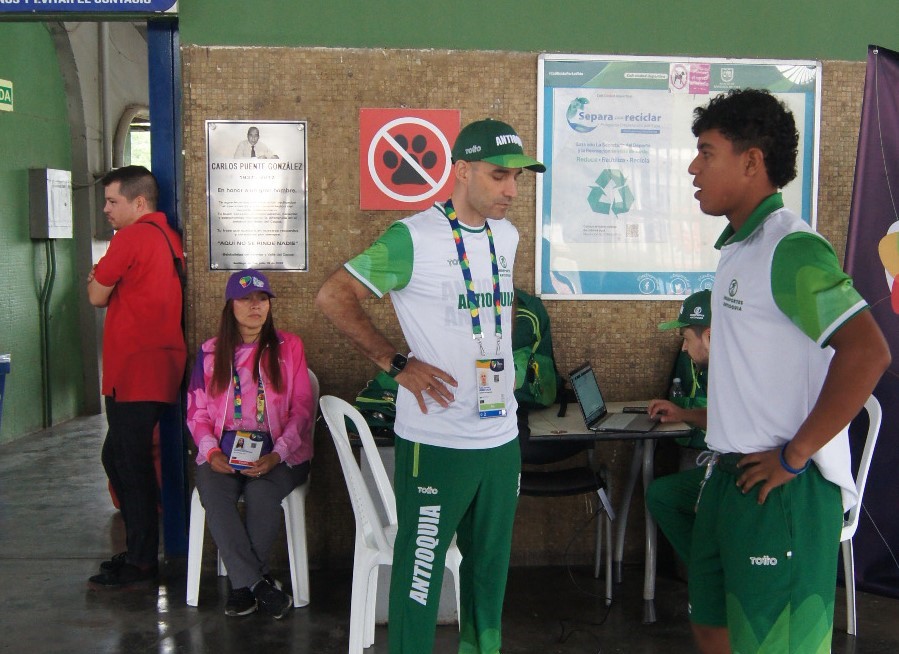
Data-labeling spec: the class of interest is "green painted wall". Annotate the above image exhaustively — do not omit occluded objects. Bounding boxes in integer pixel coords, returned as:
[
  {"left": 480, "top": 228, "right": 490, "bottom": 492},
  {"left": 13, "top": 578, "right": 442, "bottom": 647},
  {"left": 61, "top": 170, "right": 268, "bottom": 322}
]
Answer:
[
  {"left": 179, "top": 0, "right": 897, "bottom": 61},
  {"left": 0, "top": 23, "right": 84, "bottom": 442}
]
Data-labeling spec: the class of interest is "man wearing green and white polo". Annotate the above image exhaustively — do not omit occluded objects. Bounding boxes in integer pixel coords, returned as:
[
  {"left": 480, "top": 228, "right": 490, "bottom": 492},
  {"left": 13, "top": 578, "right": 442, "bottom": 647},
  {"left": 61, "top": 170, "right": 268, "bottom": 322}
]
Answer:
[
  {"left": 685, "top": 89, "right": 890, "bottom": 654},
  {"left": 645, "top": 289, "right": 711, "bottom": 566},
  {"left": 317, "top": 119, "right": 544, "bottom": 654}
]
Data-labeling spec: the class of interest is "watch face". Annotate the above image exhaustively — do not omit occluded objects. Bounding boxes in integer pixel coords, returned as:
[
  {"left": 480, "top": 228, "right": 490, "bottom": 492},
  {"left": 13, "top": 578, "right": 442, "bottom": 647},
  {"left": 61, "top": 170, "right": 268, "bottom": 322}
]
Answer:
[{"left": 391, "top": 353, "right": 408, "bottom": 371}]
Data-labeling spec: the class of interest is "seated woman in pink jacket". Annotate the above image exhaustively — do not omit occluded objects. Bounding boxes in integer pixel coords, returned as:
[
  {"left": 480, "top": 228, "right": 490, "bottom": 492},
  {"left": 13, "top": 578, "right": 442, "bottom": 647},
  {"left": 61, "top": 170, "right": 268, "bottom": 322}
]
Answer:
[{"left": 187, "top": 268, "right": 313, "bottom": 619}]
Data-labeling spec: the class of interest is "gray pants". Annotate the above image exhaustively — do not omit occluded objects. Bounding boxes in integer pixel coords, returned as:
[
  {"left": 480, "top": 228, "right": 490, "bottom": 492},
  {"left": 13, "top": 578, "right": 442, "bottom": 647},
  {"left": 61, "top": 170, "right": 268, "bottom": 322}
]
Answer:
[{"left": 195, "top": 460, "right": 310, "bottom": 589}]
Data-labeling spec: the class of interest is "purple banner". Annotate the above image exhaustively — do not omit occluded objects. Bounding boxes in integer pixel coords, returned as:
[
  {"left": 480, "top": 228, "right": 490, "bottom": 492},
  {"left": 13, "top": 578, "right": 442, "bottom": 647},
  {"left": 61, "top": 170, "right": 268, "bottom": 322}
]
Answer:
[
  {"left": 0, "top": 0, "right": 176, "bottom": 13},
  {"left": 844, "top": 44, "right": 899, "bottom": 598}
]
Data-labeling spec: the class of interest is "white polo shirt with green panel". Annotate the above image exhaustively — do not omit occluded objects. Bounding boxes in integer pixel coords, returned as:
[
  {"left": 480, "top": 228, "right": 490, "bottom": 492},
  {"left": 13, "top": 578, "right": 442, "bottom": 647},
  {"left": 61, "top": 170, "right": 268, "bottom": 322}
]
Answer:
[
  {"left": 707, "top": 193, "right": 868, "bottom": 511},
  {"left": 345, "top": 203, "right": 520, "bottom": 448}
]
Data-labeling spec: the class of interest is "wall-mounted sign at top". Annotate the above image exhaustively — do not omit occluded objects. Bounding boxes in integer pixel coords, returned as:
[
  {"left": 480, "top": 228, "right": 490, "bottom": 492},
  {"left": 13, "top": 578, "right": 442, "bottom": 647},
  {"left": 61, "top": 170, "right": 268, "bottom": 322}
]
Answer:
[
  {"left": 0, "top": 0, "right": 177, "bottom": 13},
  {"left": 359, "top": 108, "right": 460, "bottom": 211}
]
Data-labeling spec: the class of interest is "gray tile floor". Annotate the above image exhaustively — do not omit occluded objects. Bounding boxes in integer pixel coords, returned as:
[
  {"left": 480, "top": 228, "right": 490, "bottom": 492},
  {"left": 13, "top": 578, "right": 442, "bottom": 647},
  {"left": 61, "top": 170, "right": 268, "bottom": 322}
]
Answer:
[{"left": 1, "top": 414, "right": 897, "bottom": 653}]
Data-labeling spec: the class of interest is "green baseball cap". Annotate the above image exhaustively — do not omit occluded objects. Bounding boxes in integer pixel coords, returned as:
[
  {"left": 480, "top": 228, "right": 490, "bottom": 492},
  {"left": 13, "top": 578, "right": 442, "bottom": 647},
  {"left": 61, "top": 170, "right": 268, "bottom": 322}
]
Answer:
[
  {"left": 658, "top": 289, "right": 712, "bottom": 330},
  {"left": 451, "top": 119, "right": 546, "bottom": 173}
]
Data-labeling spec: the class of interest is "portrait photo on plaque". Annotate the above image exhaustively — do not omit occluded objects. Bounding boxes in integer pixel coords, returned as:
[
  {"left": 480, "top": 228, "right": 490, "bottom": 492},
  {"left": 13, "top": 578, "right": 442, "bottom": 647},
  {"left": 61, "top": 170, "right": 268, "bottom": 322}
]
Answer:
[{"left": 206, "top": 120, "right": 309, "bottom": 271}]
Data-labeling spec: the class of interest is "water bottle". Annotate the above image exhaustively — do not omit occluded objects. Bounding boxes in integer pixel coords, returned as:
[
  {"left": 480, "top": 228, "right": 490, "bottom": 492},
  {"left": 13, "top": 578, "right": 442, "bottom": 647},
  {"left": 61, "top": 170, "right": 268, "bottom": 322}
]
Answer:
[{"left": 669, "top": 377, "right": 684, "bottom": 401}]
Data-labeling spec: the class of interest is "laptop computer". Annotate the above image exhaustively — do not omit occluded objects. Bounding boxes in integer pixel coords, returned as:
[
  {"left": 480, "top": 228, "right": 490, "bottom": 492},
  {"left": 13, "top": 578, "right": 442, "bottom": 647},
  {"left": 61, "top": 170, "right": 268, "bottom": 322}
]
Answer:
[{"left": 569, "top": 362, "right": 659, "bottom": 433}]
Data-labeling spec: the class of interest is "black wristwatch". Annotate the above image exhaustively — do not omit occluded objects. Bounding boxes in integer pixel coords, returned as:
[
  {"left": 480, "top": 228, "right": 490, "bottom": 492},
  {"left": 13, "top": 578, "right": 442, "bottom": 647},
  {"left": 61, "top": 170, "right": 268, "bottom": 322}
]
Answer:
[{"left": 387, "top": 353, "right": 408, "bottom": 377}]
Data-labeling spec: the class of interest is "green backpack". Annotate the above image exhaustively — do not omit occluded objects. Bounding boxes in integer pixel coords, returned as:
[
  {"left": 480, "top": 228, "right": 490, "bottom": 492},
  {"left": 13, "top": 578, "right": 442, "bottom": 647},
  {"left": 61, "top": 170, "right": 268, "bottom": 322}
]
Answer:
[
  {"left": 352, "top": 371, "right": 399, "bottom": 431},
  {"left": 512, "top": 288, "right": 560, "bottom": 408}
]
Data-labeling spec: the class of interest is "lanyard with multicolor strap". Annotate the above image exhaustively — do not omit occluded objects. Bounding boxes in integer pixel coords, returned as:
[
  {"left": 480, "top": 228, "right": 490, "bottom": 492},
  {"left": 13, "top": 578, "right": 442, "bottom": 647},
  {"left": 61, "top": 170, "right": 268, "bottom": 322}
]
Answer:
[
  {"left": 233, "top": 358, "right": 266, "bottom": 424},
  {"left": 443, "top": 199, "right": 502, "bottom": 357}
]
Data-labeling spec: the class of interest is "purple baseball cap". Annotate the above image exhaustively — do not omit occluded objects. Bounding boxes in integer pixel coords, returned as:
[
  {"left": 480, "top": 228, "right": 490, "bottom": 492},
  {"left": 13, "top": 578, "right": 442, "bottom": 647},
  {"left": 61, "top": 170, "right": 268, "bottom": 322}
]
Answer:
[{"left": 225, "top": 269, "right": 276, "bottom": 301}]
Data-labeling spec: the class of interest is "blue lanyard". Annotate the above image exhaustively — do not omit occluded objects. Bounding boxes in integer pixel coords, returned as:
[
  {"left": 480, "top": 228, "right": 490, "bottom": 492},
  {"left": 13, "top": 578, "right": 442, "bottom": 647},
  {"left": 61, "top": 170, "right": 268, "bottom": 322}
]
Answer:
[{"left": 443, "top": 200, "right": 502, "bottom": 356}]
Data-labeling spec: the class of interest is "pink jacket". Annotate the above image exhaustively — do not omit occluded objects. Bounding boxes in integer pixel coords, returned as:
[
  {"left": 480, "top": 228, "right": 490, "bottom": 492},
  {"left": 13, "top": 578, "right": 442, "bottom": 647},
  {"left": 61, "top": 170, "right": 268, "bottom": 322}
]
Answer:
[{"left": 187, "top": 330, "right": 314, "bottom": 466}]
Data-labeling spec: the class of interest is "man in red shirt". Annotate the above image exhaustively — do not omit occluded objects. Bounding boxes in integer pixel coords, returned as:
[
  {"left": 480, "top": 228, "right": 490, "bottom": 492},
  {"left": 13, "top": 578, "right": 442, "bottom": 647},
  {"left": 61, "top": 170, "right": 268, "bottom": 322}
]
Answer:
[{"left": 87, "top": 165, "right": 186, "bottom": 588}]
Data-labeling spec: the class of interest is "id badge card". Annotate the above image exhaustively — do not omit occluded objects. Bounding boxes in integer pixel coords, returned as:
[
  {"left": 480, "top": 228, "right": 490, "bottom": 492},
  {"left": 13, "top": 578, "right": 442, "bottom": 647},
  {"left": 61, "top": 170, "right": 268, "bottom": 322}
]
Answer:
[
  {"left": 225, "top": 430, "right": 270, "bottom": 469},
  {"left": 476, "top": 358, "right": 507, "bottom": 418}
]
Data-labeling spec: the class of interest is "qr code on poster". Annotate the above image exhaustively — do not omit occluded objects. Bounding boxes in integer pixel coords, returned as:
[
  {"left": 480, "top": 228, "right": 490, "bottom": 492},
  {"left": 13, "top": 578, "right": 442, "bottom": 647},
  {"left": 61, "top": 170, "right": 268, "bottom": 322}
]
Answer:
[{"left": 625, "top": 224, "right": 640, "bottom": 238}]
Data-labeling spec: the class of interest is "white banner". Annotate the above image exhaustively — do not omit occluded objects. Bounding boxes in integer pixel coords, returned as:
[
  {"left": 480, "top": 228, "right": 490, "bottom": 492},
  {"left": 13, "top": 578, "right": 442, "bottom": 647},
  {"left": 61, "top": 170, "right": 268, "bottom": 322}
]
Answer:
[{"left": 537, "top": 55, "right": 821, "bottom": 299}]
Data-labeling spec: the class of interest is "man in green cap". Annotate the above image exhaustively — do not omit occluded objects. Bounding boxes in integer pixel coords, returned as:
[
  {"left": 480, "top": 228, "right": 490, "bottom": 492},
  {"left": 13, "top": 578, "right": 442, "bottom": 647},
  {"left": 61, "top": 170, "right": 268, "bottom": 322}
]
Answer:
[
  {"left": 317, "top": 118, "right": 544, "bottom": 654},
  {"left": 650, "top": 288, "right": 711, "bottom": 433},
  {"left": 645, "top": 289, "right": 711, "bottom": 570}
]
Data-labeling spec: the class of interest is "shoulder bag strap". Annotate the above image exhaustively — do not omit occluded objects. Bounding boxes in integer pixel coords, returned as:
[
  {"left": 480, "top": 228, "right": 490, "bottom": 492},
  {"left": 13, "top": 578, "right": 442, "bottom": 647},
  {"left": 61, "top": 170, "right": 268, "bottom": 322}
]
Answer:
[{"left": 142, "top": 221, "right": 186, "bottom": 290}]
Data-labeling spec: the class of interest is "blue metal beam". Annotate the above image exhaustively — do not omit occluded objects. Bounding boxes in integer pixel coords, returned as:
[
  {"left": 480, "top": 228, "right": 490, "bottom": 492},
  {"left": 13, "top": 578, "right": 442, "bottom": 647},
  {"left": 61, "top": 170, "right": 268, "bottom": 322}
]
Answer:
[{"left": 148, "top": 18, "right": 188, "bottom": 557}]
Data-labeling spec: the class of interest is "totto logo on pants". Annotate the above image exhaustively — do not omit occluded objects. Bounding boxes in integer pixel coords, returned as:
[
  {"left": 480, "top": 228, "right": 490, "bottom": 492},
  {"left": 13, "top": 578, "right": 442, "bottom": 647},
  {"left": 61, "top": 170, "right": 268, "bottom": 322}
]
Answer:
[{"left": 749, "top": 555, "right": 779, "bottom": 566}]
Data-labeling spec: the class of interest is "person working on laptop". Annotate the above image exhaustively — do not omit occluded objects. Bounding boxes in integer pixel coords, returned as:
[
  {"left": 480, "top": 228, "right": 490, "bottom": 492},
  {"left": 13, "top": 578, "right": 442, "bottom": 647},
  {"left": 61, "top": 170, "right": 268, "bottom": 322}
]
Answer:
[
  {"left": 684, "top": 88, "right": 890, "bottom": 654},
  {"left": 316, "top": 118, "right": 545, "bottom": 654},
  {"left": 644, "top": 289, "right": 710, "bottom": 569},
  {"left": 647, "top": 289, "right": 710, "bottom": 434}
]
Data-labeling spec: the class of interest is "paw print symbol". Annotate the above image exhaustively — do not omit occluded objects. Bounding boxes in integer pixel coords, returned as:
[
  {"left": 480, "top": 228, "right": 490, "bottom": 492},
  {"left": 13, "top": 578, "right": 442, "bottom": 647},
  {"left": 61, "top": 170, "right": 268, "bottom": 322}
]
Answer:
[{"left": 383, "top": 134, "right": 439, "bottom": 186}]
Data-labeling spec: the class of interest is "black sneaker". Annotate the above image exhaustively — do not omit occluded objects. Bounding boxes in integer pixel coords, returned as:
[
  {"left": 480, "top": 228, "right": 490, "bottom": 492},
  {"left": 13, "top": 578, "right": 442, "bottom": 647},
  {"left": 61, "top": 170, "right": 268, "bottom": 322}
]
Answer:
[
  {"left": 88, "top": 563, "right": 157, "bottom": 589},
  {"left": 253, "top": 578, "right": 292, "bottom": 619},
  {"left": 225, "top": 587, "right": 257, "bottom": 616},
  {"left": 99, "top": 553, "right": 159, "bottom": 576},
  {"left": 99, "top": 552, "right": 128, "bottom": 573},
  {"left": 263, "top": 574, "right": 283, "bottom": 591}
]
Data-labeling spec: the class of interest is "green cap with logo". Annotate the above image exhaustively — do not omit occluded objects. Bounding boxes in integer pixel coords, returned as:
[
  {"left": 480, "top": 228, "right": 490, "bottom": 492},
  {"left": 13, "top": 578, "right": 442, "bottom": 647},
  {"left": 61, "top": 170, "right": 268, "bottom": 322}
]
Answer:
[
  {"left": 451, "top": 118, "right": 546, "bottom": 173},
  {"left": 658, "top": 289, "right": 712, "bottom": 330}
]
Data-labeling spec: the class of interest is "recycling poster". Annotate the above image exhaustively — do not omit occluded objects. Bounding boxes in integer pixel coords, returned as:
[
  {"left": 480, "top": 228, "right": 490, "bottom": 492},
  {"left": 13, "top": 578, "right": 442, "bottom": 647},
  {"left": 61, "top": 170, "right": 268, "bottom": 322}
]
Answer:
[{"left": 536, "top": 54, "right": 821, "bottom": 299}]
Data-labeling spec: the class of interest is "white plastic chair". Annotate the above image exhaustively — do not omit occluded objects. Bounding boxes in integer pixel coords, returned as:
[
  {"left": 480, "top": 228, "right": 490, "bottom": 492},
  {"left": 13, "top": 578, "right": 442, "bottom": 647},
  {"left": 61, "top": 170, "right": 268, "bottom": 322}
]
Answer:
[
  {"left": 841, "top": 394, "right": 882, "bottom": 636},
  {"left": 186, "top": 369, "right": 319, "bottom": 608},
  {"left": 319, "top": 394, "right": 461, "bottom": 654}
]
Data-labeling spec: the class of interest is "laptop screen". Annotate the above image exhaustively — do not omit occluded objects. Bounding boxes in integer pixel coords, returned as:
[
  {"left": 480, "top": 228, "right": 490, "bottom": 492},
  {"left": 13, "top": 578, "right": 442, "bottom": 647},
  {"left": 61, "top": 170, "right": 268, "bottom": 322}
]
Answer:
[{"left": 569, "top": 363, "right": 607, "bottom": 425}]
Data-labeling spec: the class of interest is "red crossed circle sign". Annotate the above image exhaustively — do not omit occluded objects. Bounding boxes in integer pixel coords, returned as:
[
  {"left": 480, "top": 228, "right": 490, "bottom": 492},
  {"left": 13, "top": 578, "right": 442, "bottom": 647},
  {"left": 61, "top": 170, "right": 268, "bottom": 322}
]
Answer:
[{"left": 360, "top": 109, "right": 460, "bottom": 210}]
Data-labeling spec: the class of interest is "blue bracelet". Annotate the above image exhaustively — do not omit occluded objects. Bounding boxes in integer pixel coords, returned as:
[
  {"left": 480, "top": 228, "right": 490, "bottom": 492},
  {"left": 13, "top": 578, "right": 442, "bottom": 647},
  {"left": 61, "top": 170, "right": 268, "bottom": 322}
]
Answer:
[{"left": 779, "top": 443, "right": 810, "bottom": 475}]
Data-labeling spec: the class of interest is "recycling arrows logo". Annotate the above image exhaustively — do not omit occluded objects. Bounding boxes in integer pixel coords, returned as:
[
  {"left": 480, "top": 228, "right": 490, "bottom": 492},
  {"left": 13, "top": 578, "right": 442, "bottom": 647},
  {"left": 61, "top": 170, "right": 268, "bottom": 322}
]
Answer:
[{"left": 587, "top": 169, "right": 635, "bottom": 216}]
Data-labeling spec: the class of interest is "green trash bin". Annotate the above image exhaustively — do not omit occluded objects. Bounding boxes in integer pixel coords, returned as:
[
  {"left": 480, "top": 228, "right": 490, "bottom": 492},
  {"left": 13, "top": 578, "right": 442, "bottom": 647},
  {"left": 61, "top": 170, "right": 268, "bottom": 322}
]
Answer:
[{"left": 0, "top": 354, "right": 9, "bottom": 434}]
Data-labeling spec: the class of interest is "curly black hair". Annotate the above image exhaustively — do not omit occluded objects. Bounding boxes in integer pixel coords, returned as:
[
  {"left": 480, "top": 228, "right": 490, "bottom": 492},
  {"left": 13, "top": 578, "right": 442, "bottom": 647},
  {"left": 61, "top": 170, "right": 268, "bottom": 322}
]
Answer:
[{"left": 691, "top": 89, "right": 798, "bottom": 189}]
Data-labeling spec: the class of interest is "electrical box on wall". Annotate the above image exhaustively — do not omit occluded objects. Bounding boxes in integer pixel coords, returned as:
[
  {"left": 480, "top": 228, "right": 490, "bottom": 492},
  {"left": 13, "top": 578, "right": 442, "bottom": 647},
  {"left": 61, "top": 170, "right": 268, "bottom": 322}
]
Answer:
[{"left": 29, "top": 168, "right": 73, "bottom": 239}]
